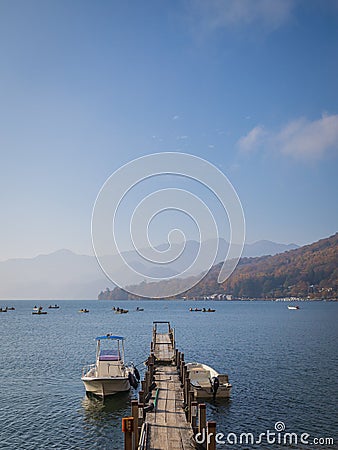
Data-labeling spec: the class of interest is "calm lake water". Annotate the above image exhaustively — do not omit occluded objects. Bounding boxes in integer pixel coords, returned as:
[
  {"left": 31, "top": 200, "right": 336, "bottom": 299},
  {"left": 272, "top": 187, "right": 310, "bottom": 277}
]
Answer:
[{"left": 0, "top": 300, "right": 337, "bottom": 449}]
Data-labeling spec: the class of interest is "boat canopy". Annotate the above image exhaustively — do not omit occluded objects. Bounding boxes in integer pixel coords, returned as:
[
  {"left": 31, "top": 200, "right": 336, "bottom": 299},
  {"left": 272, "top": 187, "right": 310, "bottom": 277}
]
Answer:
[{"left": 95, "top": 334, "right": 125, "bottom": 341}]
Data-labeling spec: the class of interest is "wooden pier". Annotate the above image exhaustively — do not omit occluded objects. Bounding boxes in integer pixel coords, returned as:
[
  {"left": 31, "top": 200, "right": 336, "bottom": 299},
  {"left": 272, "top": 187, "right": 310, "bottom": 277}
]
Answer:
[{"left": 122, "top": 321, "right": 217, "bottom": 450}]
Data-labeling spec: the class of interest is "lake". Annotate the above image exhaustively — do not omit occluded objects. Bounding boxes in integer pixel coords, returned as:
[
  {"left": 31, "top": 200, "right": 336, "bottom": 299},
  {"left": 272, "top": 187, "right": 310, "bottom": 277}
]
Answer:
[{"left": 0, "top": 300, "right": 337, "bottom": 449}]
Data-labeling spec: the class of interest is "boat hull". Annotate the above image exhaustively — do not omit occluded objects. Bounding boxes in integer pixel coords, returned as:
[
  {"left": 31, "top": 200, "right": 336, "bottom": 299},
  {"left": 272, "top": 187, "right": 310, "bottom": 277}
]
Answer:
[
  {"left": 191, "top": 383, "right": 231, "bottom": 399},
  {"left": 82, "top": 377, "right": 130, "bottom": 397},
  {"left": 187, "top": 362, "right": 232, "bottom": 400}
]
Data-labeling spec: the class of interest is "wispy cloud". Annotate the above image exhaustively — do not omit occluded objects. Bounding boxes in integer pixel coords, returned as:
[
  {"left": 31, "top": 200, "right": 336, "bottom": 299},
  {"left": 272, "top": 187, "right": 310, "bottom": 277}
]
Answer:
[
  {"left": 177, "top": 135, "right": 188, "bottom": 140},
  {"left": 237, "top": 114, "right": 338, "bottom": 161},
  {"left": 276, "top": 115, "right": 338, "bottom": 160},
  {"left": 237, "top": 125, "right": 266, "bottom": 153},
  {"left": 186, "top": 0, "right": 296, "bottom": 33}
]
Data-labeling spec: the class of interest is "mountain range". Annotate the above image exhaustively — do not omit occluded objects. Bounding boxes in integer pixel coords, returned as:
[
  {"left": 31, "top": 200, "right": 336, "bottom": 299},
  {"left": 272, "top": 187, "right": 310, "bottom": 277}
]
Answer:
[
  {"left": 0, "top": 239, "right": 298, "bottom": 300},
  {"left": 104, "top": 233, "right": 337, "bottom": 300}
]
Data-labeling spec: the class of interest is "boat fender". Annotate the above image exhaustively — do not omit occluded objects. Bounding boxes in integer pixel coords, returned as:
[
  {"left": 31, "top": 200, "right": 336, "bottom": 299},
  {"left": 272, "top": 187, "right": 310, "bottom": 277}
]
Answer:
[
  {"left": 145, "top": 392, "right": 152, "bottom": 403},
  {"left": 144, "top": 403, "right": 154, "bottom": 413},
  {"left": 149, "top": 381, "right": 157, "bottom": 392},
  {"left": 134, "top": 367, "right": 140, "bottom": 381},
  {"left": 128, "top": 372, "right": 138, "bottom": 389},
  {"left": 211, "top": 376, "right": 220, "bottom": 397}
]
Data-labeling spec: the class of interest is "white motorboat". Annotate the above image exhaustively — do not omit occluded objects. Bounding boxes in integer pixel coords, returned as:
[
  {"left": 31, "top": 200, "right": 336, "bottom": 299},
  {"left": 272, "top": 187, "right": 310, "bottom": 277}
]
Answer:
[
  {"left": 287, "top": 305, "right": 300, "bottom": 310},
  {"left": 81, "top": 334, "right": 138, "bottom": 398},
  {"left": 186, "top": 362, "right": 232, "bottom": 399}
]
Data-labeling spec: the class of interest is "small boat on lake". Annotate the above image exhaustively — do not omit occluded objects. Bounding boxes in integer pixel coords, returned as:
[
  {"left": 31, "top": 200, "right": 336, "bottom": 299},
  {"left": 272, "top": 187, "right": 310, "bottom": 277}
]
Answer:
[
  {"left": 136, "top": 307, "right": 144, "bottom": 311},
  {"left": 186, "top": 362, "right": 232, "bottom": 399},
  {"left": 287, "top": 305, "right": 300, "bottom": 310},
  {"left": 189, "top": 307, "right": 202, "bottom": 312},
  {"left": 81, "top": 334, "right": 139, "bottom": 398},
  {"left": 5, "top": 306, "right": 15, "bottom": 311},
  {"left": 32, "top": 306, "right": 47, "bottom": 315},
  {"left": 0, "top": 307, "right": 8, "bottom": 312},
  {"left": 113, "top": 307, "right": 128, "bottom": 314},
  {"left": 79, "top": 308, "right": 89, "bottom": 313},
  {"left": 48, "top": 304, "right": 60, "bottom": 309},
  {"left": 202, "top": 308, "right": 216, "bottom": 312}
]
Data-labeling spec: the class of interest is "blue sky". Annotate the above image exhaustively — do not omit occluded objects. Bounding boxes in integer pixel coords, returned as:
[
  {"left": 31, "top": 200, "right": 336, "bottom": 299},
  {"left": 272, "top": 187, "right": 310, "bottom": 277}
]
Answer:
[{"left": 0, "top": 0, "right": 337, "bottom": 261}]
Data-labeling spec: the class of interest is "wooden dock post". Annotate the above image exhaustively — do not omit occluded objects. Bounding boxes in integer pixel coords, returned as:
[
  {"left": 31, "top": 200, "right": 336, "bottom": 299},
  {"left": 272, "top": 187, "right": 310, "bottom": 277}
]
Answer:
[
  {"left": 148, "top": 362, "right": 154, "bottom": 382},
  {"left": 207, "top": 421, "right": 216, "bottom": 450},
  {"left": 138, "top": 402, "right": 144, "bottom": 434},
  {"left": 180, "top": 360, "right": 185, "bottom": 383},
  {"left": 190, "top": 401, "right": 198, "bottom": 434},
  {"left": 138, "top": 389, "right": 144, "bottom": 404},
  {"left": 182, "top": 362, "right": 187, "bottom": 390},
  {"left": 198, "top": 403, "right": 206, "bottom": 436},
  {"left": 184, "top": 373, "right": 190, "bottom": 408},
  {"left": 122, "top": 417, "right": 134, "bottom": 450},
  {"left": 177, "top": 351, "right": 182, "bottom": 369},
  {"left": 180, "top": 353, "right": 185, "bottom": 378},
  {"left": 131, "top": 400, "right": 139, "bottom": 450},
  {"left": 188, "top": 390, "right": 194, "bottom": 422},
  {"left": 144, "top": 371, "right": 150, "bottom": 396},
  {"left": 141, "top": 380, "right": 146, "bottom": 396}
]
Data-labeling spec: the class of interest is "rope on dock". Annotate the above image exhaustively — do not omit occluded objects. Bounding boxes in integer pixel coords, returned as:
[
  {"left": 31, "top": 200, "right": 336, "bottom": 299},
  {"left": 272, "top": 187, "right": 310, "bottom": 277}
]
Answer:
[{"left": 137, "top": 422, "right": 148, "bottom": 450}]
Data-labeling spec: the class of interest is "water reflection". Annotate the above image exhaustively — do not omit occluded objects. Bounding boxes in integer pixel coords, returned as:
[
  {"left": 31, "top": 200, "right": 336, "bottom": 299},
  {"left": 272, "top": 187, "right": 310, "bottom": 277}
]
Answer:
[
  {"left": 79, "top": 393, "right": 130, "bottom": 449},
  {"left": 81, "top": 392, "right": 131, "bottom": 420}
]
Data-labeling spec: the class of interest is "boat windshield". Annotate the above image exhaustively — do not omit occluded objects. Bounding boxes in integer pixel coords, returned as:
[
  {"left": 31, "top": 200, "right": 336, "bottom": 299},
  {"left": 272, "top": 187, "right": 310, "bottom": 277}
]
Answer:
[
  {"left": 99, "top": 349, "right": 121, "bottom": 361},
  {"left": 95, "top": 334, "right": 125, "bottom": 362}
]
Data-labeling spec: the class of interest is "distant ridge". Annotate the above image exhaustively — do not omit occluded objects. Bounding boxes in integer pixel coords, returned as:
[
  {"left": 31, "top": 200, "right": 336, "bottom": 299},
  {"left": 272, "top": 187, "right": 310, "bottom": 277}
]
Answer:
[
  {"left": 101, "top": 233, "right": 337, "bottom": 300},
  {"left": 0, "top": 238, "right": 298, "bottom": 300}
]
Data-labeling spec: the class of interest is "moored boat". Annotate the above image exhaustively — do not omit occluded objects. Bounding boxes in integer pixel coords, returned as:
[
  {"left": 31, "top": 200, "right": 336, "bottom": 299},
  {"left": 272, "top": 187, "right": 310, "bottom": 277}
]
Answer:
[
  {"left": 114, "top": 308, "right": 128, "bottom": 314},
  {"left": 48, "top": 304, "right": 60, "bottom": 309},
  {"left": 32, "top": 306, "right": 47, "bottom": 315},
  {"left": 79, "top": 308, "right": 89, "bottom": 313},
  {"left": 287, "top": 305, "right": 300, "bottom": 310},
  {"left": 186, "top": 362, "right": 232, "bottom": 399},
  {"left": 81, "top": 334, "right": 138, "bottom": 398}
]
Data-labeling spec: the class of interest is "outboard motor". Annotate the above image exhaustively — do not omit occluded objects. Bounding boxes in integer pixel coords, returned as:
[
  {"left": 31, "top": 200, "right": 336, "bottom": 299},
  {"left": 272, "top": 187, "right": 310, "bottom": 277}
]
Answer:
[
  {"left": 211, "top": 376, "right": 220, "bottom": 399},
  {"left": 128, "top": 372, "right": 138, "bottom": 389},
  {"left": 134, "top": 366, "right": 140, "bottom": 382}
]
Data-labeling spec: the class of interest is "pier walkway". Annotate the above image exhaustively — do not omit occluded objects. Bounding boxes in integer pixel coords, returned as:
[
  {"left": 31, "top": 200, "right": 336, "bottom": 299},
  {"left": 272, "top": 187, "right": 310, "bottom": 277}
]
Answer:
[
  {"left": 146, "top": 322, "right": 195, "bottom": 449},
  {"left": 122, "top": 321, "right": 216, "bottom": 450}
]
